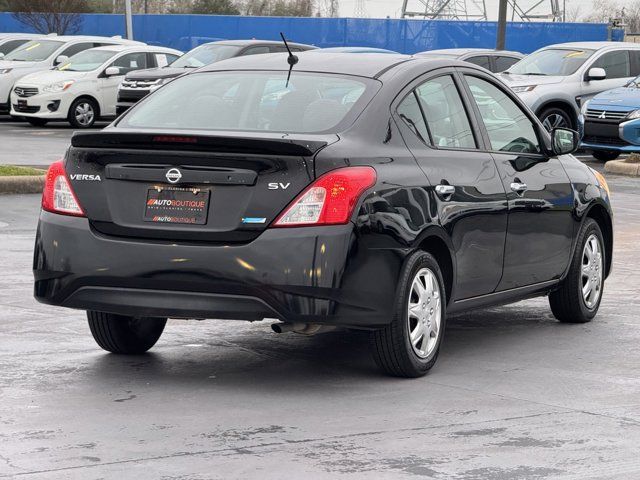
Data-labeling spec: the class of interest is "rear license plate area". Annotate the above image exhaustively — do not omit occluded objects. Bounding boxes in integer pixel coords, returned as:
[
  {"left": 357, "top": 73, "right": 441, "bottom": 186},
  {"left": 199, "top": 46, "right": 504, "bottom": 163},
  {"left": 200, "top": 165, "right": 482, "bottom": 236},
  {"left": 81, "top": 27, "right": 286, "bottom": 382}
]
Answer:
[{"left": 144, "top": 187, "right": 210, "bottom": 225}]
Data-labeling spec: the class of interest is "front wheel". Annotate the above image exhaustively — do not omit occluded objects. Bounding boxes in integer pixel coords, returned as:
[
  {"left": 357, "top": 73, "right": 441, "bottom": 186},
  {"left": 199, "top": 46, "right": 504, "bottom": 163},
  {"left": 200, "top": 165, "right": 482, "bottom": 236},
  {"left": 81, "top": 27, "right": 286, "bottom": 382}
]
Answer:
[
  {"left": 87, "top": 311, "right": 167, "bottom": 354},
  {"left": 549, "top": 218, "right": 605, "bottom": 323},
  {"left": 68, "top": 98, "right": 98, "bottom": 128},
  {"left": 539, "top": 107, "right": 573, "bottom": 131},
  {"left": 592, "top": 150, "right": 620, "bottom": 162},
  {"left": 371, "top": 251, "right": 447, "bottom": 377}
]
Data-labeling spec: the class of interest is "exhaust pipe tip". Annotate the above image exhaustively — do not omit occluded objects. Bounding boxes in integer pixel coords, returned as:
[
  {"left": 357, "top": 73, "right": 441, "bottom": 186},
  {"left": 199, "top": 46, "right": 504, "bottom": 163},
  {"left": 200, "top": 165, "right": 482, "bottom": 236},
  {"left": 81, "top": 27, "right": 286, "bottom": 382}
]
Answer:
[{"left": 271, "top": 322, "right": 291, "bottom": 334}]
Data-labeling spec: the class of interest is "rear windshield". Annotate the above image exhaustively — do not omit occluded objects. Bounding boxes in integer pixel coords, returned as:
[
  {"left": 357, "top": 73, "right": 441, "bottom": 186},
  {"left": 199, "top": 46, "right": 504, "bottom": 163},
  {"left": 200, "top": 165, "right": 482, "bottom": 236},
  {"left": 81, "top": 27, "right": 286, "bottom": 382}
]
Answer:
[
  {"left": 170, "top": 44, "right": 241, "bottom": 68},
  {"left": 120, "top": 71, "right": 374, "bottom": 134}
]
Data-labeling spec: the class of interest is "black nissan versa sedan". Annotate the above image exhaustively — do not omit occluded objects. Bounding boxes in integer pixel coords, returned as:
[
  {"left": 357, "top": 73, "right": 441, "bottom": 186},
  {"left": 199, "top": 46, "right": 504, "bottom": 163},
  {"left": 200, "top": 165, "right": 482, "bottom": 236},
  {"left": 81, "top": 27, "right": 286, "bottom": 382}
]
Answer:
[{"left": 34, "top": 52, "right": 613, "bottom": 377}]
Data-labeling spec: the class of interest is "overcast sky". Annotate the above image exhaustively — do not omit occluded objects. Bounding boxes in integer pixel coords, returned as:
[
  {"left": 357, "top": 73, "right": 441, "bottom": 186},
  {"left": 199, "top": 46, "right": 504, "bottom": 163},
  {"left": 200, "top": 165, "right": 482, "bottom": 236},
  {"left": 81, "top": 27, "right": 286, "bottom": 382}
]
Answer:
[{"left": 335, "top": 0, "right": 630, "bottom": 20}]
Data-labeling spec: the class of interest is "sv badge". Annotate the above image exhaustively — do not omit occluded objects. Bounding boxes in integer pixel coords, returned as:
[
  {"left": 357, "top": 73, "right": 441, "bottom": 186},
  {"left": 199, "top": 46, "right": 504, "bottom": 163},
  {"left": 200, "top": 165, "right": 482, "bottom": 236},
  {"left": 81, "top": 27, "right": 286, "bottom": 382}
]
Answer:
[{"left": 268, "top": 182, "right": 291, "bottom": 190}]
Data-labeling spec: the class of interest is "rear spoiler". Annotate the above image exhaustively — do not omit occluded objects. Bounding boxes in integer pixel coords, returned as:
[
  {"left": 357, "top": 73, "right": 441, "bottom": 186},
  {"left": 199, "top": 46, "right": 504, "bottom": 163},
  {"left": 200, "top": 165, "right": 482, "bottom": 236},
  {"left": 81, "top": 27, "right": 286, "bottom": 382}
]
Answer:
[{"left": 71, "top": 131, "right": 336, "bottom": 157}]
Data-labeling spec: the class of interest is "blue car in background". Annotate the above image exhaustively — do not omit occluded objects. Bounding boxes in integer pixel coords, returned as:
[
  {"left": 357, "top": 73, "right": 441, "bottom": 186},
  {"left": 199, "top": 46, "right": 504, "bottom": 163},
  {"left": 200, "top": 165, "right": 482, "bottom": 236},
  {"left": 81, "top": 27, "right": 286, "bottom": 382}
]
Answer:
[{"left": 581, "top": 76, "right": 640, "bottom": 161}]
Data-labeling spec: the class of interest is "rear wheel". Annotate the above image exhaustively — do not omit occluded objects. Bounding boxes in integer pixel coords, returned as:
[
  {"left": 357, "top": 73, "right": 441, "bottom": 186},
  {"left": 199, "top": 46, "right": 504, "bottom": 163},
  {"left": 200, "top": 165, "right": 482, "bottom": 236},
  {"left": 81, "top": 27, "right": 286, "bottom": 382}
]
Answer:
[
  {"left": 592, "top": 150, "right": 620, "bottom": 162},
  {"left": 68, "top": 98, "right": 98, "bottom": 128},
  {"left": 87, "top": 311, "right": 167, "bottom": 354},
  {"left": 549, "top": 218, "right": 605, "bottom": 323},
  {"left": 539, "top": 107, "right": 573, "bottom": 131},
  {"left": 26, "top": 118, "right": 48, "bottom": 127},
  {"left": 371, "top": 251, "right": 447, "bottom": 377}
]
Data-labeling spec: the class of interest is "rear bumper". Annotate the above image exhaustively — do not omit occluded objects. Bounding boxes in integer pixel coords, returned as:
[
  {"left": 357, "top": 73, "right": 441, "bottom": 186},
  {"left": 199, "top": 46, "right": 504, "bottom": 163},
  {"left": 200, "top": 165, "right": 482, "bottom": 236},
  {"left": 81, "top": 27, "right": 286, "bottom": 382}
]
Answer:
[{"left": 33, "top": 211, "right": 402, "bottom": 328}]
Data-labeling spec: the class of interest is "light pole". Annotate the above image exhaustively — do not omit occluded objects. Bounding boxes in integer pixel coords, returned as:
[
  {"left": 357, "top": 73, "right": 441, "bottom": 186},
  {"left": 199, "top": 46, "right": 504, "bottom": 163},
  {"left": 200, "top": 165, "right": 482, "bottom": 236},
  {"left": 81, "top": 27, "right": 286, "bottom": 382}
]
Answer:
[
  {"left": 124, "top": 0, "right": 134, "bottom": 40},
  {"left": 496, "top": 0, "right": 507, "bottom": 50}
]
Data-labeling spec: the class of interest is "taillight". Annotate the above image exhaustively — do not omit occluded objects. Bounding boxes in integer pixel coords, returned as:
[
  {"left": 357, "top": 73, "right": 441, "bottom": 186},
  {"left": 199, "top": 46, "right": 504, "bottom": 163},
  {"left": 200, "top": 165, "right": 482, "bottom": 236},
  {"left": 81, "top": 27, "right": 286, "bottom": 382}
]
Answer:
[
  {"left": 273, "top": 166, "right": 376, "bottom": 227},
  {"left": 41, "top": 161, "right": 85, "bottom": 217}
]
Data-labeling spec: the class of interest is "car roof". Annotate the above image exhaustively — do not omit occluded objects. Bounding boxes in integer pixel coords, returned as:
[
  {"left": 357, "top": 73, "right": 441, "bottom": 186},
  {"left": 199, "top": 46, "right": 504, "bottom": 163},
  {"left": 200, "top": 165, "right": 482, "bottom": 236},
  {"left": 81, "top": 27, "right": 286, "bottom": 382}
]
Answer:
[
  {"left": 201, "top": 51, "right": 413, "bottom": 78},
  {"left": 416, "top": 48, "right": 523, "bottom": 57},
  {"left": 202, "top": 39, "right": 315, "bottom": 49},
  {"left": 316, "top": 47, "right": 399, "bottom": 54},
  {"left": 89, "top": 45, "right": 181, "bottom": 54},
  {"left": 31, "top": 35, "right": 143, "bottom": 45},
  {"left": 543, "top": 41, "right": 640, "bottom": 50}
]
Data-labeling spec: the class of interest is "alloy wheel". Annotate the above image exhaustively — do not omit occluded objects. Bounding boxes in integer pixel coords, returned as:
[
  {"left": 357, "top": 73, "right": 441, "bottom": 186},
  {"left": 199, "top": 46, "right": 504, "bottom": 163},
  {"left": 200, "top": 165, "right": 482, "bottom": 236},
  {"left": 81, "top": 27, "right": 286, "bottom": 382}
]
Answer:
[
  {"left": 542, "top": 113, "right": 568, "bottom": 131},
  {"left": 75, "top": 102, "right": 95, "bottom": 127},
  {"left": 581, "top": 233, "right": 603, "bottom": 309},
  {"left": 407, "top": 267, "right": 442, "bottom": 359}
]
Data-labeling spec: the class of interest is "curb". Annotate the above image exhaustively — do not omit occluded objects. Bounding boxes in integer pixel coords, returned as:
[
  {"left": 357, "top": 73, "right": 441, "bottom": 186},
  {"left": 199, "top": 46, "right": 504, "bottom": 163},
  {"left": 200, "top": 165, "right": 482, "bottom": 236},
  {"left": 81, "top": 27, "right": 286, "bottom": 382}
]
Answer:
[
  {"left": 0, "top": 175, "right": 45, "bottom": 195},
  {"left": 604, "top": 160, "right": 640, "bottom": 176}
]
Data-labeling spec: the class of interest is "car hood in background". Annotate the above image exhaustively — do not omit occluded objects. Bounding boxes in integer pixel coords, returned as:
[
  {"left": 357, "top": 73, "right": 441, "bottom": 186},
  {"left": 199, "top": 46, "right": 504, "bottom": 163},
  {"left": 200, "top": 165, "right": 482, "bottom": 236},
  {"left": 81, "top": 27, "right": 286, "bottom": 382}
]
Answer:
[
  {"left": 124, "top": 66, "right": 187, "bottom": 81},
  {"left": 588, "top": 86, "right": 640, "bottom": 109},
  {"left": 499, "top": 73, "right": 565, "bottom": 87},
  {"left": 0, "top": 60, "right": 37, "bottom": 70},
  {"left": 16, "top": 69, "right": 89, "bottom": 85}
]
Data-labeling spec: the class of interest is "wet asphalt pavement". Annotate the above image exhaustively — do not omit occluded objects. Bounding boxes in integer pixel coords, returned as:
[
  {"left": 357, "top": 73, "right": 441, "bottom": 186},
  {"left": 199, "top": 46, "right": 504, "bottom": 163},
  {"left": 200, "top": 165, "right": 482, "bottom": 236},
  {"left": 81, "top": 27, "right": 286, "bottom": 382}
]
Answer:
[{"left": 1, "top": 120, "right": 640, "bottom": 479}]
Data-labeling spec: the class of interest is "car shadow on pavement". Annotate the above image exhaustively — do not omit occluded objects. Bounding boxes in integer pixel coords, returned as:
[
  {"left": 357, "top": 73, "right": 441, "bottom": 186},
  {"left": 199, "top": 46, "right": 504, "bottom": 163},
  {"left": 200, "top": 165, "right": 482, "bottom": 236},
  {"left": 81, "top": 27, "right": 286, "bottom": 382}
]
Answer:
[{"left": 84, "top": 303, "right": 564, "bottom": 390}]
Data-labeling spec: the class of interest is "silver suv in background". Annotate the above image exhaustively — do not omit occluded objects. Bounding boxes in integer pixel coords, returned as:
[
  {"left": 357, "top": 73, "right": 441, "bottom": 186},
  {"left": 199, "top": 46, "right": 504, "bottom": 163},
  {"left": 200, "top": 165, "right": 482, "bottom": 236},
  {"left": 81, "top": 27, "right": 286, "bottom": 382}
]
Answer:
[{"left": 501, "top": 42, "right": 640, "bottom": 131}]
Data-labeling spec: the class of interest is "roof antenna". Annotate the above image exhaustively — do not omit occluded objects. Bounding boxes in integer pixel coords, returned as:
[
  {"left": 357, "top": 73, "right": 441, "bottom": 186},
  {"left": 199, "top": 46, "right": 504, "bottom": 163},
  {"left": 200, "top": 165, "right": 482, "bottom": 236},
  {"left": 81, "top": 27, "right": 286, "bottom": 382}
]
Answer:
[{"left": 280, "top": 32, "right": 298, "bottom": 88}]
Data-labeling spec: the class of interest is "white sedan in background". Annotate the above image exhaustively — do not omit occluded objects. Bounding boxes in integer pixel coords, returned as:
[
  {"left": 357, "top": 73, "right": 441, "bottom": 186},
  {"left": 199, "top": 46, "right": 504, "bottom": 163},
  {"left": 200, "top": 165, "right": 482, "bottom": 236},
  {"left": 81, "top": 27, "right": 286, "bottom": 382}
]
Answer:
[{"left": 10, "top": 44, "right": 182, "bottom": 128}]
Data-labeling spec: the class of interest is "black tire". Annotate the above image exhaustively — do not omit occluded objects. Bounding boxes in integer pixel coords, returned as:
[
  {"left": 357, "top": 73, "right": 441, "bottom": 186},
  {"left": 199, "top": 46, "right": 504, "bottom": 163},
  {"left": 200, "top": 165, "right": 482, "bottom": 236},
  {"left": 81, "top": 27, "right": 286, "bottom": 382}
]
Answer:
[
  {"left": 87, "top": 311, "right": 167, "bottom": 354},
  {"left": 592, "top": 150, "right": 620, "bottom": 162},
  {"left": 539, "top": 107, "right": 573, "bottom": 131},
  {"left": 371, "top": 251, "right": 447, "bottom": 378},
  {"left": 549, "top": 218, "right": 605, "bottom": 323},
  {"left": 68, "top": 97, "right": 98, "bottom": 129},
  {"left": 26, "top": 117, "right": 48, "bottom": 127}
]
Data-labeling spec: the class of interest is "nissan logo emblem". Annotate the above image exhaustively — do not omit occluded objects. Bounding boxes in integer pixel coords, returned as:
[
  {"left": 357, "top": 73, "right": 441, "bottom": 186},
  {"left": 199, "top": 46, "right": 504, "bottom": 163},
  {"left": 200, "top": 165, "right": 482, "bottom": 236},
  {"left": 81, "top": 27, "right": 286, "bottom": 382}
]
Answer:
[{"left": 165, "top": 168, "right": 182, "bottom": 184}]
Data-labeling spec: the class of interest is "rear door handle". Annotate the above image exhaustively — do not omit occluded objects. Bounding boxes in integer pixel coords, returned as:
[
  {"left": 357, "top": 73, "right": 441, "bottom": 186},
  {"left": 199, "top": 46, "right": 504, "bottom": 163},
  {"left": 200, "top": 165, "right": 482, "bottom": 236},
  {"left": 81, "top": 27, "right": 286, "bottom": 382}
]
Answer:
[
  {"left": 510, "top": 182, "right": 528, "bottom": 194},
  {"left": 435, "top": 184, "right": 455, "bottom": 199}
]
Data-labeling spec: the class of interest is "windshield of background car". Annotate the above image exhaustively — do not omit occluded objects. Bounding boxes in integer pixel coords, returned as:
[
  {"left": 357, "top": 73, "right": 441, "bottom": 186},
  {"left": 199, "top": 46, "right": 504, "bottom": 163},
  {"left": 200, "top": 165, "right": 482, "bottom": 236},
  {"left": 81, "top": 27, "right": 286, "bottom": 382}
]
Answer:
[
  {"left": 170, "top": 44, "right": 241, "bottom": 68},
  {"left": 508, "top": 48, "right": 595, "bottom": 76},
  {"left": 120, "top": 71, "right": 376, "bottom": 133},
  {"left": 57, "top": 49, "right": 116, "bottom": 72},
  {"left": 5, "top": 40, "right": 64, "bottom": 62}
]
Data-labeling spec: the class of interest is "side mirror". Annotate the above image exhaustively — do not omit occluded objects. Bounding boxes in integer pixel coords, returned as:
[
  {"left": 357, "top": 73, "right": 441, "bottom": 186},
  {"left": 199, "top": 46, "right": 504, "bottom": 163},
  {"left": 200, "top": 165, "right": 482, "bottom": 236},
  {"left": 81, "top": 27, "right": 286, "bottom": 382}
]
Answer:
[
  {"left": 104, "top": 66, "right": 121, "bottom": 76},
  {"left": 587, "top": 67, "right": 606, "bottom": 81},
  {"left": 54, "top": 55, "right": 68, "bottom": 66},
  {"left": 551, "top": 127, "right": 580, "bottom": 156}
]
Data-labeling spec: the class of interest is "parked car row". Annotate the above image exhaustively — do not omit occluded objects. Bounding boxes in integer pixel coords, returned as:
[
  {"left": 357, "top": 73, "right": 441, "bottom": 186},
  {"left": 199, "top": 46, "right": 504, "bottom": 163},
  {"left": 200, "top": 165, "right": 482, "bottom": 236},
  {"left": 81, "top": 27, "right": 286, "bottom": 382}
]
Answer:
[{"left": 2, "top": 33, "right": 640, "bottom": 159}]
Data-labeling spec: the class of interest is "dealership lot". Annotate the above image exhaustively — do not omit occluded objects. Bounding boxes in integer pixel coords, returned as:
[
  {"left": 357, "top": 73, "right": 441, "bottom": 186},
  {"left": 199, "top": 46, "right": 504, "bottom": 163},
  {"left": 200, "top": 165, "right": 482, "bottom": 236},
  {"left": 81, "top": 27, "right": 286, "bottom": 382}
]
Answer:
[{"left": 1, "top": 123, "right": 640, "bottom": 478}]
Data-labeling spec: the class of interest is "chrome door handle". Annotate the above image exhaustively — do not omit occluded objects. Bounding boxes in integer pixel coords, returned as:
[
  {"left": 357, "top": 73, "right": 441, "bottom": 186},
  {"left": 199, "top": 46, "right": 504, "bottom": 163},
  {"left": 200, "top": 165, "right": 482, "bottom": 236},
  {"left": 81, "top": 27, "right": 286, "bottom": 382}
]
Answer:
[
  {"left": 510, "top": 182, "right": 528, "bottom": 194},
  {"left": 435, "top": 184, "right": 455, "bottom": 198}
]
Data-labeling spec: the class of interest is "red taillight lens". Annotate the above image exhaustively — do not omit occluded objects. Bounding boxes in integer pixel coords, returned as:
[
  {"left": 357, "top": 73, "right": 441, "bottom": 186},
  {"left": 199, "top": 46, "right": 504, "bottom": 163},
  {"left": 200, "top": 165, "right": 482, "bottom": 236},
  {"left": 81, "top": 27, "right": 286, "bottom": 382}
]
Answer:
[
  {"left": 273, "top": 166, "right": 376, "bottom": 227},
  {"left": 42, "top": 161, "right": 85, "bottom": 217}
]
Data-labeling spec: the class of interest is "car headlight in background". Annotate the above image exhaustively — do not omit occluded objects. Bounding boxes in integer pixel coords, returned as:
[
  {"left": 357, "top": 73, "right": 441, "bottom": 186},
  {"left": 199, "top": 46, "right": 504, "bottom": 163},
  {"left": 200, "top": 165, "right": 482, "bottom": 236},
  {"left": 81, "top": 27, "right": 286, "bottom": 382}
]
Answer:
[
  {"left": 626, "top": 109, "right": 640, "bottom": 120},
  {"left": 42, "top": 80, "right": 75, "bottom": 93},
  {"left": 0, "top": 68, "right": 13, "bottom": 74},
  {"left": 511, "top": 85, "right": 537, "bottom": 93}
]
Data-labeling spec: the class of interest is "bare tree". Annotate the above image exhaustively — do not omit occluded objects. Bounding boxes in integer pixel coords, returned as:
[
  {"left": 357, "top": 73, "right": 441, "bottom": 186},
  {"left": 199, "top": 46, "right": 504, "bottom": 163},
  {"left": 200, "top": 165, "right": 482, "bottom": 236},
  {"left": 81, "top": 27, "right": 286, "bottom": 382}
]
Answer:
[
  {"left": 6, "top": 0, "right": 91, "bottom": 34},
  {"left": 316, "top": 0, "right": 338, "bottom": 17}
]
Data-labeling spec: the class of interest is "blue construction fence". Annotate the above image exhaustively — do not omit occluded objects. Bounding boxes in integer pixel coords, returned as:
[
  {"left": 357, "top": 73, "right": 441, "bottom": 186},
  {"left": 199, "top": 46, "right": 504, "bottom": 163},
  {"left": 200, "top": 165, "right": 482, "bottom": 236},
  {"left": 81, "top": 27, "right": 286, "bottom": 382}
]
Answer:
[{"left": 0, "top": 13, "right": 624, "bottom": 54}]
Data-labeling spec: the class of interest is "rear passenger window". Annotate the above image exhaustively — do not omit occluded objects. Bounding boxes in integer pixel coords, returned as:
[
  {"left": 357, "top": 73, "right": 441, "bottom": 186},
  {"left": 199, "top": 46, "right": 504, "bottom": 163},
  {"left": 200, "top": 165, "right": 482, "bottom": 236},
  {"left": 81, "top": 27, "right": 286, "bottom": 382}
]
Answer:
[
  {"left": 466, "top": 56, "right": 491, "bottom": 70},
  {"left": 465, "top": 75, "right": 540, "bottom": 154},
  {"left": 416, "top": 76, "right": 476, "bottom": 149},
  {"left": 397, "top": 92, "right": 430, "bottom": 144},
  {"left": 591, "top": 50, "right": 630, "bottom": 79},
  {"left": 495, "top": 56, "right": 520, "bottom": 72}
]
